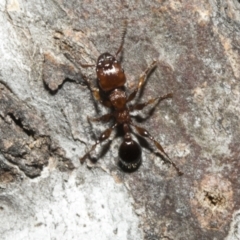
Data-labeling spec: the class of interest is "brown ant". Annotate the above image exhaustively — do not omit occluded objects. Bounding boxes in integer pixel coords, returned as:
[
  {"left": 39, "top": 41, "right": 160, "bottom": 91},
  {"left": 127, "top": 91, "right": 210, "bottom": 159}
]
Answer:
[{"left": 79, "top": 24, "right": 182, "bottom": 175}]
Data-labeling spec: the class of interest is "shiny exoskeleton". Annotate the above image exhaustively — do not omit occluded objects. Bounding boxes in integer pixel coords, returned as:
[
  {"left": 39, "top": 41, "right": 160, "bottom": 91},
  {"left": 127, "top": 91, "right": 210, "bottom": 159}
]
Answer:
[{"left": 80, "top": 25, "right": 182, "bottom": 175}]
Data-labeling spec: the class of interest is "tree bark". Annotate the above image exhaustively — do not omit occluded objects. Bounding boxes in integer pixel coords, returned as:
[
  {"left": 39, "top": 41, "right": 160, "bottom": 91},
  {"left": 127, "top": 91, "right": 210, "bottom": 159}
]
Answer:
[{"left": 0, "top": 0, "right": 240, "bottom": 239}]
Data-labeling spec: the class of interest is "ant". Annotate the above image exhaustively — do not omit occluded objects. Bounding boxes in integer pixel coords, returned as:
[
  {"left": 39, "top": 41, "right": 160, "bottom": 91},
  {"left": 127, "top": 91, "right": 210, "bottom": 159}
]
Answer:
[{"left": 79, "top": 23, "right": 182, "bottom": 175}]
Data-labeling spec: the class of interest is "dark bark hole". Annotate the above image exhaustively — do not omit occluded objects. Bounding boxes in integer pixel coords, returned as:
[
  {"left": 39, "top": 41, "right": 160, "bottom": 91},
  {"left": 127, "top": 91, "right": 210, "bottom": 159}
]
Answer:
[
  {"left": 8, "top": 113, "right": 35, "bottom": 137},
  {"left": 204, "top": 191, "right": 226, "bottom": 207}
]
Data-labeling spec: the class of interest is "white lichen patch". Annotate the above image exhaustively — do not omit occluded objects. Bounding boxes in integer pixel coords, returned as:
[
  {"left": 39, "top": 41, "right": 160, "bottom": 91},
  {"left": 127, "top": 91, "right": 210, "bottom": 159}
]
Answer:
[{"left": 0, "top": 169, "right": 142, "bottom": 240}]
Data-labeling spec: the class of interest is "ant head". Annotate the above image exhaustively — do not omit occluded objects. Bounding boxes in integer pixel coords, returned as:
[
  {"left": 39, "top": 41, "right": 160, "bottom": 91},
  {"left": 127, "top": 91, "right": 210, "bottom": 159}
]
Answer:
[{"left": 96, "top": 52, "right": 126, "bottom": 92}]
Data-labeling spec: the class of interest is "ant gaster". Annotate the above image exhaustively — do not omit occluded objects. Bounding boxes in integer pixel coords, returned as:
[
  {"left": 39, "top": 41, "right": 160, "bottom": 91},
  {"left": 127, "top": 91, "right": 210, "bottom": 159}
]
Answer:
[{"left": 79, "top": 23, "right": 182, "bottom": 175}]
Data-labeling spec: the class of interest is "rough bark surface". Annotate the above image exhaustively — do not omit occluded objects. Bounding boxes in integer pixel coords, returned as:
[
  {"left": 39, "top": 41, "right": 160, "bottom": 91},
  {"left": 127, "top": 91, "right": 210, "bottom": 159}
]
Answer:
[{"left": 0, "top": 0, "right": 240, "bottom": 239}]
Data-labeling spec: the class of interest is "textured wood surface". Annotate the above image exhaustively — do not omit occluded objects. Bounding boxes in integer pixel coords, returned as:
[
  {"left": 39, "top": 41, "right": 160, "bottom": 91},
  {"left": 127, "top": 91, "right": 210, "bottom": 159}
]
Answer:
[{"left": 0, "top": 0, "right": 240, "bottom": 239}]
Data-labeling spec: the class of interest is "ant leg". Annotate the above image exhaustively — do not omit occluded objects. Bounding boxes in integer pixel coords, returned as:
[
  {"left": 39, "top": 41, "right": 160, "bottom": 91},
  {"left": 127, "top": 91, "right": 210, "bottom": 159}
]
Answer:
[
  {"left": 129, "top": 93, "right": 173, "bottom": 111},
  {"left": 80, "top": 124, "right": 117, "bottom": 163},
  {"left": 79, "top": 63, "right": 95, "bottom": 68},
  {"left": 87, "top": 113, "right": 113, "bottom": 123},
  {"left": 63, "top": 51, "right": 112, "bottom": 105},
  {"left": 83, "top": 76, "right": 112, "bottom": 108},
  {"left": 131, "top": 123, "right": 183, "bottom": 175},
  {"left": 64, "top": 52, "right": 96, "bottom": 68},
  {"left": 127, "top": 60, "right": 157, "bottom": 102},
  {"left": 82, "top": 75, "right": 100, "bottom": 100}
]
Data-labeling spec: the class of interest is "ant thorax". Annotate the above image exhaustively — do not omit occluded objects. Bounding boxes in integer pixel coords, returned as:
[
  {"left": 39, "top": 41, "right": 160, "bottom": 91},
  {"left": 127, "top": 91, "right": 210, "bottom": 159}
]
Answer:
[{"left": 109, "top": 89, "right": 127, "bottom": 110}]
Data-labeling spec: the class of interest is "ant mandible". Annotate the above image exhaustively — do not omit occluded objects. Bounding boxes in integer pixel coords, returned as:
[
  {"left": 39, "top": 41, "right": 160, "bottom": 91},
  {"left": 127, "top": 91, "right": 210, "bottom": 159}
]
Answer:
[{"left": 79, "top": 23, "right": 182, "bottom": 175}]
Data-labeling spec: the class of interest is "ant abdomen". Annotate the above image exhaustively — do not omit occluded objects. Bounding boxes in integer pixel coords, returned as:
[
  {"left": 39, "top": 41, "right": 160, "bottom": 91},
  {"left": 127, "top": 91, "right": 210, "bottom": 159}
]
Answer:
[{"left": 118, "top": 137, "right": 142, "bottom": 170}]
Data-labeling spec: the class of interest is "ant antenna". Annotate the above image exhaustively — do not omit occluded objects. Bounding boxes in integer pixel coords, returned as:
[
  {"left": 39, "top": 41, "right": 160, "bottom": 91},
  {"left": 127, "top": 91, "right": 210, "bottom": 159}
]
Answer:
[{"left": 115, "top": 20, "right": 127, "bottom": 57}]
